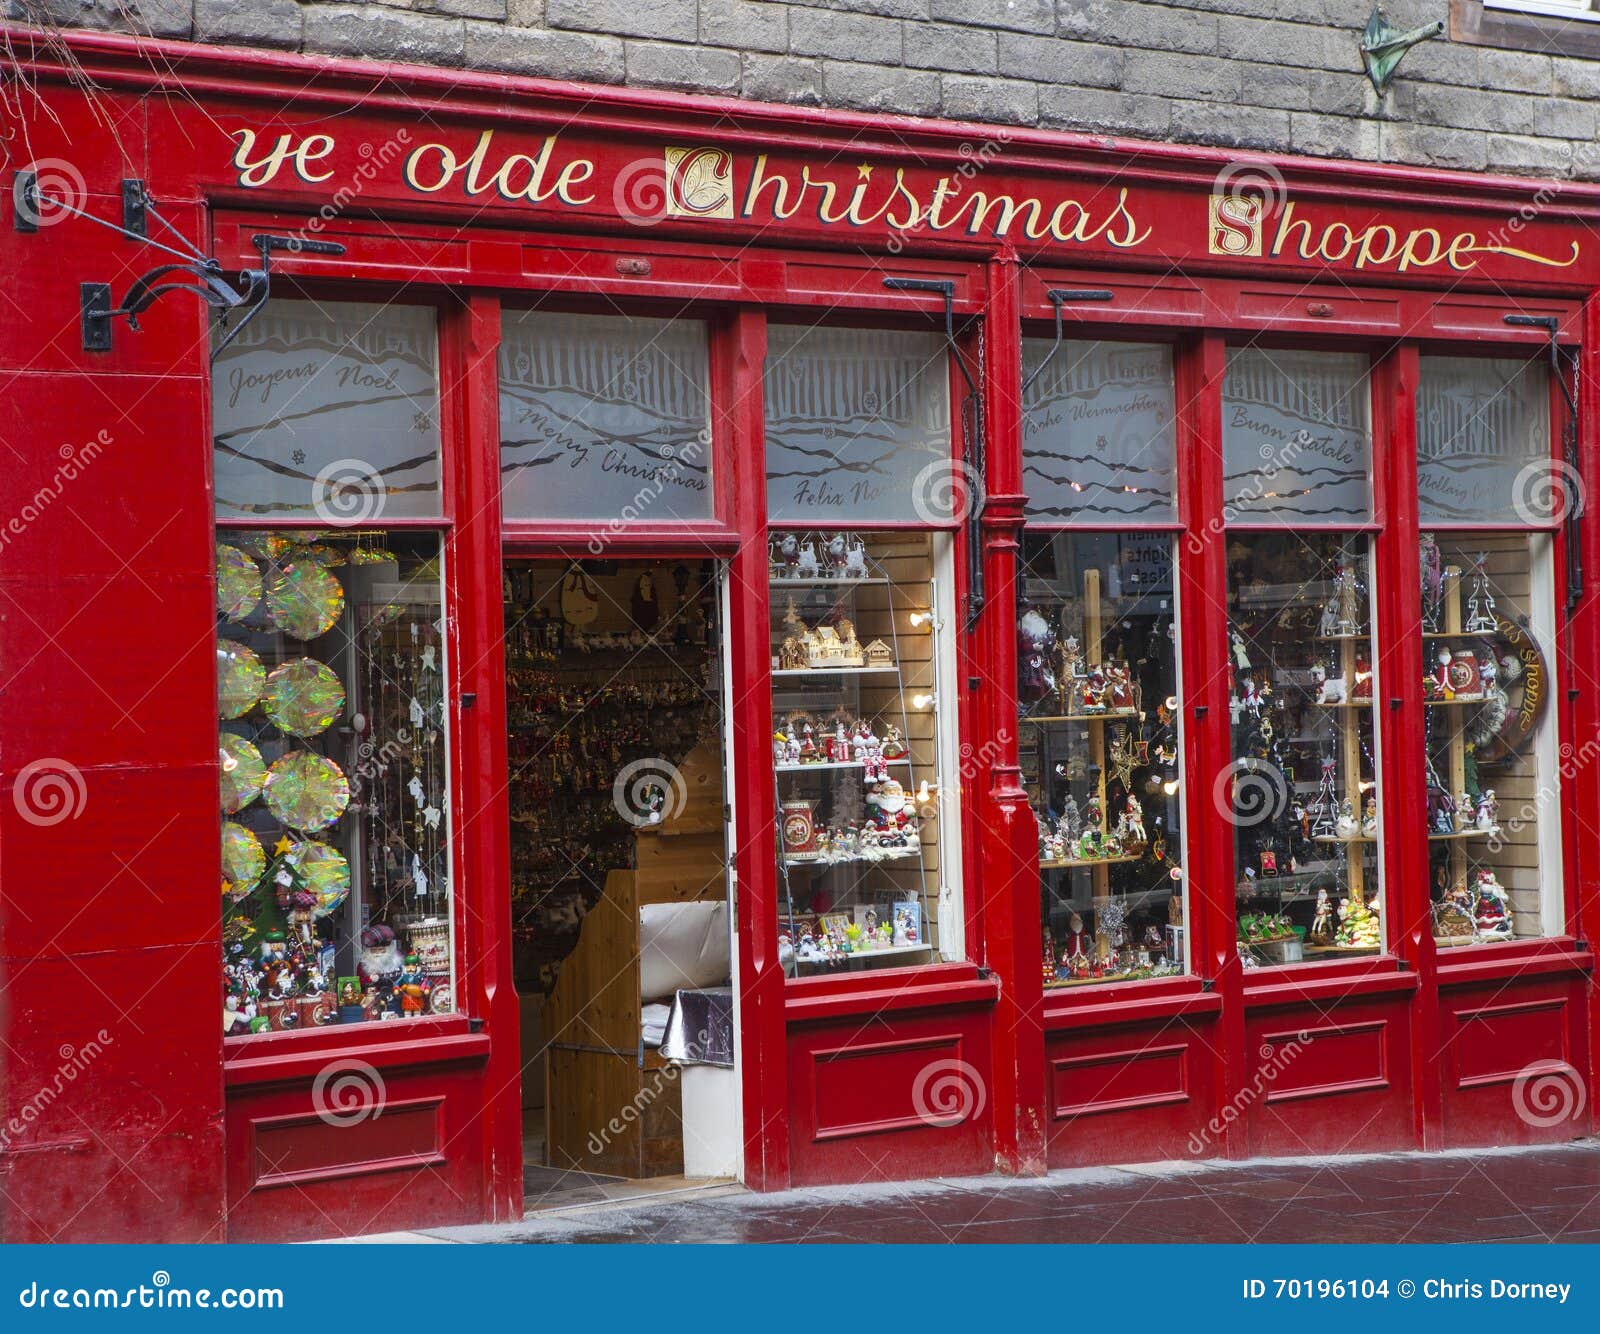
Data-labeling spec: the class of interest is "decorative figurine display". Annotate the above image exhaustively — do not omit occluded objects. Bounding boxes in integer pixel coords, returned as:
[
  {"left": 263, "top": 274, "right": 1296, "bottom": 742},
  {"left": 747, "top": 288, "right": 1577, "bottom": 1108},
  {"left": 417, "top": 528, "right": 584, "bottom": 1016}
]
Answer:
[
  {"left": 1308, "top": 888, "right": 1337, "bottom": 945},
  {"left": 1472, "top": 869, "right": 1513, "bottom": 940}
]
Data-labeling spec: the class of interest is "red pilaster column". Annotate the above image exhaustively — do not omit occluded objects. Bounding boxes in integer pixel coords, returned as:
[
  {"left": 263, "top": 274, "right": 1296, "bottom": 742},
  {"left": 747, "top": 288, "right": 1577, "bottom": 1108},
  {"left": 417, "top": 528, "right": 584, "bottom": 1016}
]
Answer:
[
  {"left": 722, "top": 310, "right": 790, "bottom": 1190},
  {"left": 443, "top": 294, "right": 523, "bottom": 1219},
  {"left": 975, "top": 252, "right": 1048, "bottom": 1176}
]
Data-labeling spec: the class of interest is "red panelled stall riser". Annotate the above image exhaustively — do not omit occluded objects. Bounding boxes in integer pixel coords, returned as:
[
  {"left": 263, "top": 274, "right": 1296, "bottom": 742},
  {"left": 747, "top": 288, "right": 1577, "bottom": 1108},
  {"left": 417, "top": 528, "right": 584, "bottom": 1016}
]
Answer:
[{"left": 0, "top": 29, "right": 1596, "bottom": 1242}]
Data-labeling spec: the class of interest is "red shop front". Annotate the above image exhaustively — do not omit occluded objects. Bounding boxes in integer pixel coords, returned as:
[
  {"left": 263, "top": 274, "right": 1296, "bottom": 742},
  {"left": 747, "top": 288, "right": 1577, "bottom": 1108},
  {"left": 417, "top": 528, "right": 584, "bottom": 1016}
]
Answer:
[{"left": 2, "top": 30, "right": 1598, "bottom": 1243}]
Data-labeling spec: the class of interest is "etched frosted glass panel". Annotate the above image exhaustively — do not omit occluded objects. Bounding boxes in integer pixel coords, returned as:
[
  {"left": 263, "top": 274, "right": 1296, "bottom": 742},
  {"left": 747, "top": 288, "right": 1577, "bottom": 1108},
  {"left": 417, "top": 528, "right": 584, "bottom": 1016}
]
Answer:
[
  {"left": 1222, "top": 348, "right": 1372, "bottom": 524},
  {"left": 765, "top": 325, "right": 951, "bottom": 524},
  {"left": 499, "top": 312, "right": 712, "bottom": 523},
  {"left": 213, "top": 299, "right": 441, "bottom": 520},
  {"left": 1022, "top": 339, "right": 1177, "bottom": 524},
  {"left": 1418, "top": 356, "right": 1552, "bottom": 525}
]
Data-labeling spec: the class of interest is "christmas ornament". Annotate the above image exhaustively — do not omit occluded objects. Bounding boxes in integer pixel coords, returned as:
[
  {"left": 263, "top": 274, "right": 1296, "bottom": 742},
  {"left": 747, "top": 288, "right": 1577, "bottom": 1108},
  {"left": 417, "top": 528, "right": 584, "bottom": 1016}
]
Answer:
[
  {"left": 221, "top": 821, "right": 265, "bottom": 894},
  {"left": 262, "top": 658, "right": 346, "bottom": 737},
  {"left": 217, "top": 641, "right": 265, "bottom": 719},
  {"left": 264, "top": 750, "right": 350, "bottom": 831},
  {"left": 219, "top": 734, "right": 268, "bottom": 813},
  {"left": 286, "top": 839, "right": 351, "bottom": 918},
  {"left": 264, "top": 560, "right": 345, "bottom": 640},
  {"left": 216, "top": 544, "right": 262, "bottom": 621}
]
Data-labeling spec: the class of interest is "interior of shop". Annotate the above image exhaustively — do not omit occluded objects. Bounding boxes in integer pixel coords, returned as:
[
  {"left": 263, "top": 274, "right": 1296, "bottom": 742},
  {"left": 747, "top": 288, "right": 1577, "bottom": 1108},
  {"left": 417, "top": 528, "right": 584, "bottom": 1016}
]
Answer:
[{"left": 504, "top": 557, "right": 738, "bottom": 1210}]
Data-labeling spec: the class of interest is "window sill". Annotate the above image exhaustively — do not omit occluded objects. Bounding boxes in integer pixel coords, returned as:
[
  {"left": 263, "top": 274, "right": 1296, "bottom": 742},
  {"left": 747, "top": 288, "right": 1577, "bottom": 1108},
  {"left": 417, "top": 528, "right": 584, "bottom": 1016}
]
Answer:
[
  {"left": 1436, "top": 936, "right": 1595, "bottom": 987},
  {"left": 224, "top": 1014, "right": 488, "bottom": 1088},
  {"left": 783, "top": 960, "right": 998, "bottom": 1023},
  {"left": 1042, "top": 974, "right": 1222, "bottom": 1029},
  {"left": 1243, "top": 955, "right": 1419, "bottom": 1009},
  {"left": 1452, "top": 0, "right": 1600, "bottom": 60}
]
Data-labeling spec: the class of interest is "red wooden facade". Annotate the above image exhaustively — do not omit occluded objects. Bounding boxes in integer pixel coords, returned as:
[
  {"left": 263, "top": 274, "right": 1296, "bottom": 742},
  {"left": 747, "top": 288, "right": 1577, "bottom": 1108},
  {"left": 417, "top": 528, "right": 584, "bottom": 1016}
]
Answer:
[{"left": 1, "top": 29, "right": 1597, "bottom": 1242}]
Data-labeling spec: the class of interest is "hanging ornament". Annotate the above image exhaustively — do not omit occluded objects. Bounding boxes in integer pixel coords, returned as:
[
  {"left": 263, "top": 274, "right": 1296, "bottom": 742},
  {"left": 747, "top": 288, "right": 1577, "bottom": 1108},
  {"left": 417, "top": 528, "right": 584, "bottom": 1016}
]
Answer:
[
  {"left": 263, "top": 751, "right": 350, "bottom": 831},
  {"left": 264, "top": 561, "right": 345, "bottom": 640},
  {"left": 286, "top": 839, "right": 351, "bottom": 918},
  {"left": 262, "top": 658, "right": 346, "bottom": 738},
  {"left": 631, "top": 571, "right": 660, "bottom": 631},
  {"left": 412, "top": 853, "right": 429, "bottom": 898},
  {"left": 422, "top": 805, "right": 442, "bottom": 829},
  {"left": 232, "top": 532, "right": 291, "bottom": 562},
  {"left": 217, "top": 641, "right": 265, "bottom": 719},
  {"left": 221, "top": 821, "right": 265, "bottom": 895},
  {"left": 560, "top": 566, "right": 601, "bottom": 627},
  {"left": 216, "top": 544, "right": 263, "bottom": 622},
  {"left": 219, "top": 734, "right": 268, "bottom": 813},
  {"left": 1463, "top": 551, "right": 1498, "bottom": 634}
]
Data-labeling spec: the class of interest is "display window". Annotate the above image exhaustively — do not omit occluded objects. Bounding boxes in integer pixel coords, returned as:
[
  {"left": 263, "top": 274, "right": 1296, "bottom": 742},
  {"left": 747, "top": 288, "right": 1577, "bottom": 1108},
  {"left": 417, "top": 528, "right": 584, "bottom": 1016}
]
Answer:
[
  {"left": 497, "top": 310, "right": 713, "bottom": 524},
  {"left": 218, "top": 530, "right": 454, "bottom": 1032},
  {"left": 1417, "top": 355, "right": 1565, "bottom": 946},
  {"left": 1222, "top": 348, "right": 1383, "bottom": 967},
  {"left": 1019, "top": 337, "right": 1188, "bottom": 986},
  {"left": 214, "top": 297, "right": 455, "bottom": 1034},
  {"left": 764, "top": 323, "right": 963, "bottom": 973}
]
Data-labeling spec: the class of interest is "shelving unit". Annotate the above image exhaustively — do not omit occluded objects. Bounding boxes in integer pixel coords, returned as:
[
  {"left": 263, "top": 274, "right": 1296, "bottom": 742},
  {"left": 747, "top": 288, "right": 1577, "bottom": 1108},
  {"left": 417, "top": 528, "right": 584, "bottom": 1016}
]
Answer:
[
  {"left": 770, "top": 534, "right": 945, "bottom": 976},
  {"left": 1022, "top": 552, "right": 1184, "bottom": 987}
]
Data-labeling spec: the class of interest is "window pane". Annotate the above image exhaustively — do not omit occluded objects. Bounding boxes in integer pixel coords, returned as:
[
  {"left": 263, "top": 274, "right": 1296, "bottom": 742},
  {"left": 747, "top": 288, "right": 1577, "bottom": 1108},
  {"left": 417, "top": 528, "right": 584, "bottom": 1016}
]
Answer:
[
  {"left": 220, "top": 530, "right": 454, "bottom": 1031},
  {"left": 769, "top": 530, "right": 961, "bottom": 972},
  {"left": 498, "top": 312, "right": 713, "bottom": 524},
  {"left": 1421, "top": 532, "right": 1562, "bottom": 945},
  {"left": 213, "top": 299, "right": 441, "bottom": 520},
  {"left": 1019, "top": 533, "right": 1187, "bottom": 985},
  {"left": 1227, "top": 533, "right": 1383, "bottom": 966},
  {"left": 765, "top": 326, "right": 952, "bottom": 524},
  {"left": 1222, "top": 348, "right": 1372, "bottom": 524},
  {"left": 1022, "top": 340, "right": 1178, "bottom": 524},
  {"left": 1417, "top": 356, "right": 1552, "bottom": 525}
]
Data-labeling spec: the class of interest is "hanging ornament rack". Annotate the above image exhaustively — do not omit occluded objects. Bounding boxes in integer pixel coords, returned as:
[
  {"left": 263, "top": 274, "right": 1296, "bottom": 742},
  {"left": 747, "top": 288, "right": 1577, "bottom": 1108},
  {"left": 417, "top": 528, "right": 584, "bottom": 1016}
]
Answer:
[{"left": 10, "top": 171, "right": 345, "bottom": 357}]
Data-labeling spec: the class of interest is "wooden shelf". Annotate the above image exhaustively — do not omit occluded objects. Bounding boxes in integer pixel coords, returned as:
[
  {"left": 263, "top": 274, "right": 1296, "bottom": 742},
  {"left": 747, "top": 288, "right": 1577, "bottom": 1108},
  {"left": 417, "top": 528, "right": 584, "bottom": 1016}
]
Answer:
[
  {"left": 783, "top": 849, "right": 920, "bottom": 870},
  {"left": 1429, "top": 828, "right": 1493, "bottom": 841},
  {"left": 1314, "top": 633, "right": 1369, "bottom": 642},
  {"left": 775, "top": 758, "right": 911, "bottom": 774},
  {"left": 770, "top": 576, "right": 890, "bottom": 588},
  {"left": 771, "top": 665, "right": 899, "bottom": 677},
  {"left": 1040, "top": 852, "right": 1142, "bottom": 870},
  {"left": 1022, "top": 708, "right": 1140, "bottom": 724},
  {"left": 1425, "top": 694, "right": 1486, "bottom": 706},
  {"left": 795, "top": 939, "right": 933, "bottom": 966},
  {"left": 1313, "top": 833, "right": 1376, "bottom": 844},
  {"left": 1310, "top": 699, "right": 1374, "bottom": 710}
]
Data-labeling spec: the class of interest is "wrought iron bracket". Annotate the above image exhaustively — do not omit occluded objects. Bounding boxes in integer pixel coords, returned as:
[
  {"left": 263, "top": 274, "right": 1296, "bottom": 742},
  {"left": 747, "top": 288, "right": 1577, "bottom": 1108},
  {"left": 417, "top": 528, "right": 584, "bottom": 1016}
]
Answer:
[
  {"left": 1360, "top": 6, "right": 1444, "bottom": 94},
  {"left": 10, "top": 172, "right": 344, "bottom": 355},
  {"left": 1020, "top": 288, "right": 1115, "bottom": 397},
  {"left": 1505, "top": 314, "right": 1583, "bottom": 612},
  {"left": 883, "top": 276, "right": 987, "bottom": 631}
]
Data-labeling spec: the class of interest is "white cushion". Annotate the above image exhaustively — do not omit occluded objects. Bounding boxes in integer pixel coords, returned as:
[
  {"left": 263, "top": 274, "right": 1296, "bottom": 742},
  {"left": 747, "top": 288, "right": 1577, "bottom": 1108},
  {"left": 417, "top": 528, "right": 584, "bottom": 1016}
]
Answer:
[{"left": 639, "top": 901, "right": 731, "bottom": 1002}]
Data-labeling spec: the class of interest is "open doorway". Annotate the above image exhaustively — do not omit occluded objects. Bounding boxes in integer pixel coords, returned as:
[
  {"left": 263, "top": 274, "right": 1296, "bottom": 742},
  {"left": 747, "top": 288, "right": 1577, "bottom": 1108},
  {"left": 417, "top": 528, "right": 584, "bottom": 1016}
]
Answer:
[{"left": 504, "top": 557, "right": 738, "bottom": 1213}]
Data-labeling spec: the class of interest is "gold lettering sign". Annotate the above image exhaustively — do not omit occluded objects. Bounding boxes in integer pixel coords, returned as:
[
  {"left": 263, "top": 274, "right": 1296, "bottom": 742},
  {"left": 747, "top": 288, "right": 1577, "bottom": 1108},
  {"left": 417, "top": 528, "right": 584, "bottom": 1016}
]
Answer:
[
  {"left": 1208, "top": 194, "right": 1263, "bottom": 258},
  {"left": 664, "top": 147, "right": 735, "bottom": 219}
]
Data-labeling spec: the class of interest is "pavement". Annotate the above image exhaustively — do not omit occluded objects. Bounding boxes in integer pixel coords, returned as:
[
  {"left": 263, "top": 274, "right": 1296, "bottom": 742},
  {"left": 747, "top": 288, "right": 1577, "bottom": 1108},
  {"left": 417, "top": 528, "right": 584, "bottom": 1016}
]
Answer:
[{"left": 350, "top": 1139, "right": 1600, "bottom": 1244}]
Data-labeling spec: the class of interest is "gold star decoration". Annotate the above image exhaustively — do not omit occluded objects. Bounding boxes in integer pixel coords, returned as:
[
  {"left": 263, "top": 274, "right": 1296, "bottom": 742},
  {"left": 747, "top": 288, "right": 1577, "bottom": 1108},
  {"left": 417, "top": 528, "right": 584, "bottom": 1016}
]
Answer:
[
  {"left": 274, "top": 835, "right": 293, "bottom": 855},
  {"left": 857, "top": 162, "right": 873, "bottom": 181}
]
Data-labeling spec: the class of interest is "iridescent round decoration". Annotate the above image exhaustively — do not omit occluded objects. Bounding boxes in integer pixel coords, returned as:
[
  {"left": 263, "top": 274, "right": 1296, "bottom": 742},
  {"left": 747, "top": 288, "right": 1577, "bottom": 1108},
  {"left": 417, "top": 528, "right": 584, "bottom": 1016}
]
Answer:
[
  {"left": 263, "top": 658, "right": 345, "bottom": 738},
  {"left": 219, "top": 734, "right": 268, "bottom": 814},
  {"left": 233, "top": 532, "right": 290, "bottom": 562},
  {"left": 217, "top": 641, "right": 266, "bottom": 720},
  {"left": 264, "top": 562, "right": 345, "bottom": 640},
  {"left": 264, "top": 750, "right": 350, "bottom": 831},
  {"left": 221, "top": 821, "right": 265, "bottom": 894},
  {"left": 216, "top": 544, "right": 262, "bottom": 622},
  {"left": 289, "top": 839, "right": 351, "bottom": 917}
]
